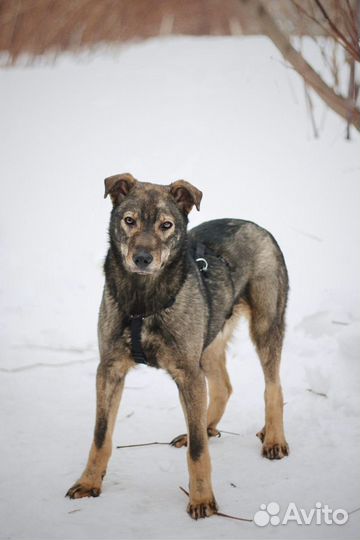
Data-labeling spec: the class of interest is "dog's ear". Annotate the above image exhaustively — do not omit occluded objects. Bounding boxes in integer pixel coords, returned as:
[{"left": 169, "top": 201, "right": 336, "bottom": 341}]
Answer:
[
  {"left": 169, "top": 180, "right": 202, "bottom": 214},
  {"left": 104, "top": 173, "right": 137, "bottom": 205}
]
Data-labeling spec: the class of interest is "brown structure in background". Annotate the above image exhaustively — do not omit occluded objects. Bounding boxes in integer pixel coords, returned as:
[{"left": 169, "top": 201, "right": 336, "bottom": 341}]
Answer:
[
  {"left": 0, "top": 0, "right": 349, "bottom": 62},
  {"left": 0, "top": 0, "right": 358, "bottom": 132}
]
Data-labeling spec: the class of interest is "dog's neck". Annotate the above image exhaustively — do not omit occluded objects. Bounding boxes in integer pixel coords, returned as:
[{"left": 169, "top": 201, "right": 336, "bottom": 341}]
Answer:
[{"left": 105, "top": 240, "right": 189, "bottom": 317}]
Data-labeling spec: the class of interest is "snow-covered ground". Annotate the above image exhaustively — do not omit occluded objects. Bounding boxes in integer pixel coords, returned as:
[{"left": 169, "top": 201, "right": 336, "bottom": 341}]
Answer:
[{"left": 0, "top": 36, "right": 359, "bottom": 540}]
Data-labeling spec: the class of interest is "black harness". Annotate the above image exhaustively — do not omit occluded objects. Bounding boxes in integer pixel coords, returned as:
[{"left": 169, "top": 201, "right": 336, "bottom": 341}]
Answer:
[
  {"left": 125, "top": 297, "right": 175, "bottom": 365},
  {"left": 126, "top": 242, "right": 233, "bottom": 365}
]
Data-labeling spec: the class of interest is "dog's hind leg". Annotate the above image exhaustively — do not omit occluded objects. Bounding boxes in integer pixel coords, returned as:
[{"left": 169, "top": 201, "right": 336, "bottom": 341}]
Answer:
[
  {"left": 66, "top": 358, "right": 128, "bottom": 498},
  {"left": 170, "top": 346, "right": 231, "bottom": 448},
  {"left": 248, "top": 278, "right": 289, "bottom": 460},
  {"left": 202, "top": 344, "right": 232, "bottom": 438},
  {"left": 170, "top": 317, "right": 238, "bottom": 449}
]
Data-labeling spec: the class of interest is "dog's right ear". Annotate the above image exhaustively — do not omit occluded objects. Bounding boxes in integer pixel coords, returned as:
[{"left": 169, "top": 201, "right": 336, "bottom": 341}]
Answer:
[{"left": 104, "top": 173, "right": 137, "bottom": 205}]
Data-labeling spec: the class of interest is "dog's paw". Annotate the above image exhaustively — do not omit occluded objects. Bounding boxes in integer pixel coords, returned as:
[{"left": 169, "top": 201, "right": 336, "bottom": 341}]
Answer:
[
  {"left": 187, "top": 498, "right": 218, "bottom": 519},
  {"left": 256, "top": 427, "right": 289, "bottom": 459},
  {"left": 170, "top": 428, "right": 221, "bottom": 448},
  {"left": 206, "top": 427, "right": 221, "bottom": 439},
  {"left": 66, "top": 482, "right": 101, "bottom": 499},
  {"left": 261, "top": 441, "right": 289, "bottom": 460},
  {"left": 170, "top": 433, "right": 188, "bottom": 448}
]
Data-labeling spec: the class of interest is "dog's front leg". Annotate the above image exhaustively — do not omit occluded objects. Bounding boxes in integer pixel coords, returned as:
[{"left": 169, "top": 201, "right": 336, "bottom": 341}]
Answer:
[
  {"left": 177, "top": 369, "right": 218, "bottom": 519},
  {"left": 66, "top": 359, "right": 127, "bottom": 499}
]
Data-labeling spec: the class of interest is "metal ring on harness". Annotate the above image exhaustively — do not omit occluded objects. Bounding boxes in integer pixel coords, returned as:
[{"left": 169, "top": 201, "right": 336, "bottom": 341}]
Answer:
[{"left": 196, "top": 257, "right": 208, "bottom": 272}]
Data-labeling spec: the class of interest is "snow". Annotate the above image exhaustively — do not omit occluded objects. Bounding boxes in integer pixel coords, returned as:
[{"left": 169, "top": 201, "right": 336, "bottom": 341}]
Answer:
[{"left": 0, "top": 36, "right": 359, "bottom": 539}]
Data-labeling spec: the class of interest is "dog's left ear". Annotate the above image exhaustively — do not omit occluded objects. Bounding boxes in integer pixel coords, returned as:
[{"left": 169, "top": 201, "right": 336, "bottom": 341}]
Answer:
[
  {"left": 104, "top": 173, "right": 137, "bottom": 205},
  {"left": 169, "top": 180, "right": 202, "bottom": 214}
]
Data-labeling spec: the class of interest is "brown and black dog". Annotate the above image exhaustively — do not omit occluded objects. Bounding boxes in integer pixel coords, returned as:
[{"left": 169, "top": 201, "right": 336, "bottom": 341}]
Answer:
[{"left": 66, "top": 173, "right": 289, "bottom": 519}]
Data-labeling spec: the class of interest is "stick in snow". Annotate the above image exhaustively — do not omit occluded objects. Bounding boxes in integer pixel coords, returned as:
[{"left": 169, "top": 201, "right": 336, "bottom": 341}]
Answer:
[
  {"left": 307, "top": 388, "right": 328, "bottom": 398},
  {"left": 116, "top": 429, "right": 242, "bottom": 448},
  {"left": 116, "top": 441, "right": 169, "bottom": 449}
]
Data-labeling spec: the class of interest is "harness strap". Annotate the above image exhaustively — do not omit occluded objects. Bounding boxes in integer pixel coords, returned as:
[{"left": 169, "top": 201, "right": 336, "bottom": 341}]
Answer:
[
  {"left": 130, "top": 316, "right": 147, "bottom": 364},
  {"left": 126, "top": 296, "right": 175, "bottom": 366},
  {"left": 194, "top": 241, "right": 236, "bottom": 322}
]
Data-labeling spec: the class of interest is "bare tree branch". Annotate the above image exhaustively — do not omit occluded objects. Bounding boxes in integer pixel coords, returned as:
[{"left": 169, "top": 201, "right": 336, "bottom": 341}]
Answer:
[
  {"left": 346, "top": 57, "right": 356, "bottom": 139},
  {"left": 313, "top": 0, "right": 360, "bottom": 61},
  {"left": 241, "top": 0, "right": 360, "bottom": 131},
  {"left": 343, "top": 0, "right": 359, "bottom": 46},
  {"left": 292, "top": 1, "right": 334, "bottom": 39},
  {"left": 304, "top": 82, "right": 319, "bottom": 137},
  {"left": 292, "top": 0, "right": 360, "bottom": 61}
]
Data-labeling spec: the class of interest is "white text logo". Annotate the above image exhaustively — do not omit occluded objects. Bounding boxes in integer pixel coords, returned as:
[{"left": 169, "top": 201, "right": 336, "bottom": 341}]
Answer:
[{"left": 253, "top": 502, "right": 348, "bottom": 527}]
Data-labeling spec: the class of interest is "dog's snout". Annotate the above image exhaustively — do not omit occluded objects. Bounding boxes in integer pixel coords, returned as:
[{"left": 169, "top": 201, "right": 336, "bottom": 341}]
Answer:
[{"left": 133, "top": 250, "right": 153, "bottom": 269}]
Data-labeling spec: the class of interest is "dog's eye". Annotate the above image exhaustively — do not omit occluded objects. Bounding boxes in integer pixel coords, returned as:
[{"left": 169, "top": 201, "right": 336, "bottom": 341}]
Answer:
[
  {"left": 161, "top": 221, "right": 173, "bottom": 230},
  {"left": 124, "top": 216, "right": 136, "bottom": 226}
]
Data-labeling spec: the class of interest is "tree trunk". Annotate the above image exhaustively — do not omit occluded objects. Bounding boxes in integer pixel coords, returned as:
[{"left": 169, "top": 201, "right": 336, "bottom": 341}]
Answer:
[{"left": 240, "top": 0, "right": 360, "bottom": 131}]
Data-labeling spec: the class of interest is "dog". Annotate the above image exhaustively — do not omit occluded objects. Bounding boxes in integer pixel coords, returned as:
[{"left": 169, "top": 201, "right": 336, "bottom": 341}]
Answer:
[{"left": 66, "top": 173, "right": 289, "bottom": 519}]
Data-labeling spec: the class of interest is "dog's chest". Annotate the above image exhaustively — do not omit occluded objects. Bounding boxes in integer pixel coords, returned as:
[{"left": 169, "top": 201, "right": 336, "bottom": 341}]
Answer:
[{"left": 121, "top": 316, "right": 175, "bottom": 368}]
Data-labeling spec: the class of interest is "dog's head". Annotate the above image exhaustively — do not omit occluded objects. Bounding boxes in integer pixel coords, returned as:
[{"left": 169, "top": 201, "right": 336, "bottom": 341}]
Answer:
[{"left": 104, "top": 173, "right": 202, "bottom": 275}]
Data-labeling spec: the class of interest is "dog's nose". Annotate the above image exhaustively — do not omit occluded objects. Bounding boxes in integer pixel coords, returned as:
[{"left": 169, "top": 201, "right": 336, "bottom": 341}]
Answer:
[{"left": 133, "top": 250, "right": 153, "bottom": 269}]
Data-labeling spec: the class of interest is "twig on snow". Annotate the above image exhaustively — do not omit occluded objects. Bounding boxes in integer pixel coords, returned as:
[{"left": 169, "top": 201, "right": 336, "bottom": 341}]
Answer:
[
  {"left": 116, "top": 441, "right": 169, "bottom": 449},
  {"left": 220, "top": 429, "right": 241, "bottom": 436},
  {"left": 307, "top": 388, "right": 328, "bottom": 398},
  {"left": 348, "top": 506, "right": 360, "bottom": 515},
  {"left": 117, "top": 428, "right": 242, "bottom": 449},
  {"left": 0, "top": 357, "right": 97, "bottom": 373}
]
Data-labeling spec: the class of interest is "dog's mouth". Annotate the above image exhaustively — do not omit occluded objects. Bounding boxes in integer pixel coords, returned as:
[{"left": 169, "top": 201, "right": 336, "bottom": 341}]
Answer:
[
  {"left": 131, "top": 268, "right": 155, "bottom": 275},
  {"left": 126, "top": 263, "right": 160, "bottom": 276}
]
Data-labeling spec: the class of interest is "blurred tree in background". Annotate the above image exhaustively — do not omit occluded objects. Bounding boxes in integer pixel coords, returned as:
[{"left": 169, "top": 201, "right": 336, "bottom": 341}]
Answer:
[
  {"left": 0, "top": 0, "right": 359, "bottom": 134},
  {"left": 243, "top": 0, "right": 359, "bottom": 136}
]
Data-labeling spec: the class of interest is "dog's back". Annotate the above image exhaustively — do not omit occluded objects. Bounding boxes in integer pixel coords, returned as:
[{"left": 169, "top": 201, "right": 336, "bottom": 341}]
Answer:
[{"left": 188, "top": 218, "right": 288, "bottom": 348}]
